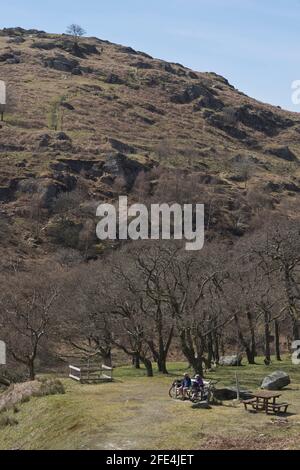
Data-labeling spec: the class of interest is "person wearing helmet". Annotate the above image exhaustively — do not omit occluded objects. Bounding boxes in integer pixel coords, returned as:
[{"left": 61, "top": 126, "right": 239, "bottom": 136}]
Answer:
[
  {"left": 191, "top": 374, "right": 204, "bottom": 401},
  {"left": 179, "top": 373, "right": 192, "bottom": 399}
]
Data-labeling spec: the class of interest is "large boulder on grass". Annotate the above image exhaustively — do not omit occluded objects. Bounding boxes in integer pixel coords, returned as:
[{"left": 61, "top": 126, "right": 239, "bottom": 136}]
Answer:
[
  {"left": 219, "top": 355, "right": 243, "bottom": 366},
  {"left": 214, "top": 387, "right": 253, "bottom": 401},
  {"left": 261, "top": 371, "right": 290, "bottom": 390}
]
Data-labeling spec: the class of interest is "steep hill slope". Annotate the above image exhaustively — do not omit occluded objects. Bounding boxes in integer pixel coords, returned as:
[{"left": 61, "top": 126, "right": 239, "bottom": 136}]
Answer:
[{"left": 0, "top": 27, "right": 299, "bottom": 265}]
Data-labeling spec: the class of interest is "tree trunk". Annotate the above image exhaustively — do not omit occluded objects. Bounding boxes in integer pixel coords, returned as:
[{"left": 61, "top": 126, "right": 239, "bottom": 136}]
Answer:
[
  {"left": 179, "top": 329, "right": 204, "bottom": 376},
  {"left": 245, "top": 346, "right": 256, "bottom": 365},
  {"left": 213, "top": 332, "right": 220, "bottom": 364},
  {"left": 157, "top": 355, "right": 168, "bottom": 374},
  {"left": 132, "top": 353, "right": 140, "bottom": 369},
  {"left": 292, "top": 319, "right": 300, "bottom": 341},
  {"left": 264, "top": 311, "right": 271, "bottom": 362},
  {"left": 141, "top": 356, "right": 153, "bottom": 377},
  {"left": 234, "top": 313, "right": 256, "bottom": 364},
  {"left": 247, "top": 310, "right": 257, "bottom": 362},
  {"left": 147, "top": 326, "right": 173, "bottom": 375},
  {"left": 102, "top": 350, "right": 112, "bottom": 367},
  {"left": 274, "top": 320, "right": 282, "bottom": 361},
  {"left": 28, "top": 360, "right": 35, "bottom": 381},
  {"left": 206, "top": 332, "right": 213, "bottom": 369}
]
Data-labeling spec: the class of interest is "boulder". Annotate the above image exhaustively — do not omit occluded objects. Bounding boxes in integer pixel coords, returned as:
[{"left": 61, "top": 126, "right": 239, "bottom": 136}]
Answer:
[
  {"left": 261, "top": 371, "right": 291, "bottom": 390},
  {"left": 219, "top": 355, "right": 243, "bottom": 366},
  {"left": 214, "top": 387, "right": 253, "bottom": 401}
]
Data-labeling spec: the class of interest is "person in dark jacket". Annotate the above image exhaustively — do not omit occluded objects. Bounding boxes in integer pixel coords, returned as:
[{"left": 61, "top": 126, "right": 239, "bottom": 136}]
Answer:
[
  {"left": 191, "top": 374, "right": 204, "bottom": 400},
  {"left": 179, "top": 373, "right": 192, "bottom": 399}
]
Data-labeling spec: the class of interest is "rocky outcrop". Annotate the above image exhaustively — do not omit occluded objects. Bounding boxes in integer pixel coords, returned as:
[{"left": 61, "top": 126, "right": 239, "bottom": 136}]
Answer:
[
  {"left": 105, "top": 73, "right": 124, "bottom": 85},
  {"left": 54, "top": 158, "right": 104, "bottom": 176},
  {"left": 237, "top": 105, "right": 294, "bottom": 136},
  {"left": 108, "top": 138, "right": 136, "bottom": 154},
  {"left": 0, "top": 52, "right": 20, "bottom": 64},
  {"left": 193, "top": 93, "right": 224, "bottom": 111},
  {"left": 266, "top": 146, "right": 298, "bottom": 162},
  {"left": 207, "top": 112, "right": 248, "bottom": 140},
  {"left": 261, "top": 371, "right": 291, "bottom": 390},
  {"left": 36, "top": 132, "right": 73, "bottom": 152},
  {"left": 0, "top": 27, "right": 45, "bottom": 37},
  {"left": 43, "top": 54, "right": 82, "bottom": 74},
  {"left": 32, "top": 39, "right": 99, "bottom": 57},
  {"left": 17, "top": 178, "right": 66, "bottom": 207},
  {"left": 131, "top": 60, "right": 153, "bottom": 70},
  {"left": 103, "top": 153, "right": 148, "bottom": 189},
  {"left": 171, "top": 83, "right": 219, "bottom": 105}
]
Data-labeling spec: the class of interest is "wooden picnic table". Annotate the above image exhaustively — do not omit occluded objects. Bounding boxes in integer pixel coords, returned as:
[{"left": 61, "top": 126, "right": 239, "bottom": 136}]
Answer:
[{"left": 251, "top": 390, "right": 282, "bottom": 413}]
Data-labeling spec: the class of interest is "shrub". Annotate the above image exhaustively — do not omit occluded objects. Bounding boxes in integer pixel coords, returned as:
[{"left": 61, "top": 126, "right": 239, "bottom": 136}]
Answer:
[
  {"left": 34, "top": 379, "right": 65, "bottom": 397},
  {"left": 0, "top": 414, "right": 18, "bottom": 428}
]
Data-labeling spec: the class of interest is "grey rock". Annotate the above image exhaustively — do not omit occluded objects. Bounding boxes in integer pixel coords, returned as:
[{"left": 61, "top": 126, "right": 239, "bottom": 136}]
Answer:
[
  {"left": 219, "top": 355, "right": 243, "bottom": 366},
  {"left": 261, "top": 371, "right": 291, "bottom": 390}
]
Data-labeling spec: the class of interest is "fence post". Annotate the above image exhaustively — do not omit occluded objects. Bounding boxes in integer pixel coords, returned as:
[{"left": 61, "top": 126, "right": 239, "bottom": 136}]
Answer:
[{"left": 235, "top": 371, "right": 240, "bottom": 401}]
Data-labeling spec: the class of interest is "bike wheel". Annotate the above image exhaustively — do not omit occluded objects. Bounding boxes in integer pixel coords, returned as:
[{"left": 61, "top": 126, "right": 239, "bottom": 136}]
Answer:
[{"left": 169, "top": 385, "right": 179, "bottom": 399}]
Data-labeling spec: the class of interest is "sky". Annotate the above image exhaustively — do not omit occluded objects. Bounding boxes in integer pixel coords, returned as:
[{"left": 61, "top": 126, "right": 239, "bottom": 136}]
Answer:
[{"left": 1, "top": 0, "right": 300, "bottom": 111}]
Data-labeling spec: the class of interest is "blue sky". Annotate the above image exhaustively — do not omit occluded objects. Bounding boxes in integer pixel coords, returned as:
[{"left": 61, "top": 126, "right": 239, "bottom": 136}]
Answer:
[{"left": 1, "top": 0, "right": 300, "bottom": 111}]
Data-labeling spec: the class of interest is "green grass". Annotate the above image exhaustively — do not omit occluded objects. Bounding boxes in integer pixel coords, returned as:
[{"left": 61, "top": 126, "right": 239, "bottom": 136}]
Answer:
[{"left": 1, "top": 357, "right": 300, "bottom": 450}]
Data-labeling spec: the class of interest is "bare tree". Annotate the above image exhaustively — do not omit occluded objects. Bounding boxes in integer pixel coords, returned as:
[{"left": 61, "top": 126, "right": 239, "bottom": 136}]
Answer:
[
  {"left": 0, "top": 268, "right": 60, "bottom": 380},
  {"left": 66, "top": 24, "right": 86, "bottom": 47}
]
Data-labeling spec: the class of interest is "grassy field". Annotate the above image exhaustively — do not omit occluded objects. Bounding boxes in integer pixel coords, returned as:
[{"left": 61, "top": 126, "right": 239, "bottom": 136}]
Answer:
[{"left": 1, "top": 357, "right": 300, "bottom": 450}]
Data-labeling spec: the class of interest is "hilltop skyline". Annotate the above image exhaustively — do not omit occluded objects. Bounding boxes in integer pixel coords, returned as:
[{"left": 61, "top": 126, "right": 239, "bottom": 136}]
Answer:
[{"left": 0, "top": 0, "right": 300, "bottom": 112}]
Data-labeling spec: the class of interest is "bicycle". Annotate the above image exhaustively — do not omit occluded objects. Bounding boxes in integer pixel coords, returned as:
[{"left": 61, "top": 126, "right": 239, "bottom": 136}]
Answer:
[{"left": 169, "top": 378, "right": 218, "bottom": 403}]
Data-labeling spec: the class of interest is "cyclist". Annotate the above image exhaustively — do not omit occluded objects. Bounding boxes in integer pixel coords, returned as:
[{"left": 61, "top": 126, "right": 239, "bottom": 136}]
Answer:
[
  {"left": 179, "top": 373, "right": 192, "bottom": 399},
  {"left": 191, "top": 374, "right": 204, "bottom": 400}
]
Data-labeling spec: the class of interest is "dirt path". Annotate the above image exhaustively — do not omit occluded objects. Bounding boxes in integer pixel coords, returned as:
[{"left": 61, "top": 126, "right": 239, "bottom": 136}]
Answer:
[{"left": 84, "top": 380, "right": 176, "bottom": 450}]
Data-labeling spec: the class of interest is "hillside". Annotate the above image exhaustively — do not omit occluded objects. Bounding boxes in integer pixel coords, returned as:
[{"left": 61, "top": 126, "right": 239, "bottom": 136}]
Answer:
[{"left": 0, "top": 27, "right": 300, "bottom": 265}]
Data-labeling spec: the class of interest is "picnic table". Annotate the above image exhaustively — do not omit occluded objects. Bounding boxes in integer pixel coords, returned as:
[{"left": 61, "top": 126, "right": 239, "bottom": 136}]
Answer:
[{"left": 243, "top": 390, "right": 289, "bottom": 414}]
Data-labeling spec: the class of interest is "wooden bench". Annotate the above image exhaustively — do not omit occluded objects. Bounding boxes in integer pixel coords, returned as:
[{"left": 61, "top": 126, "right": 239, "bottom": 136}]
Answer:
[
  {"left": 243, "top": 398, "right": 266, "bottom": 411},
  {"left": 267, "top": 402, "right": 289, "bottom": 414},
  {"left": 243, "top": 398, "right": 256, "bottom": 410}
]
